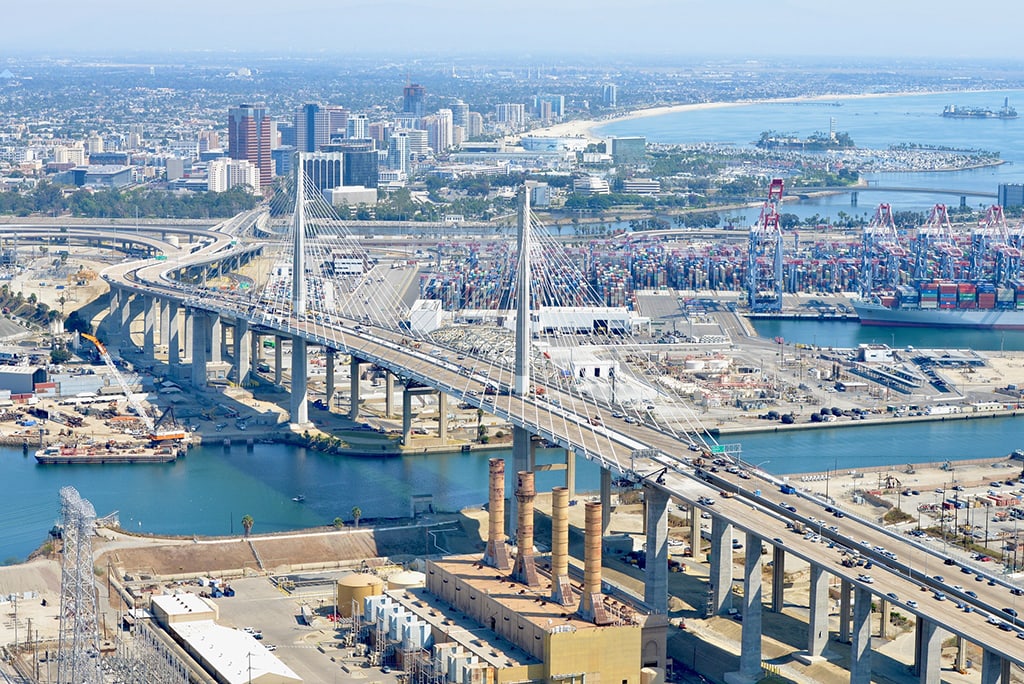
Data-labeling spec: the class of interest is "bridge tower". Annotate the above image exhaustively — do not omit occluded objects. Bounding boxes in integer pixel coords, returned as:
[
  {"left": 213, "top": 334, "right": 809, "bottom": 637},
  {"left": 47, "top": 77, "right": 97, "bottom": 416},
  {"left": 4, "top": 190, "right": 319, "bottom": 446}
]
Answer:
[
  {"left": 56, "top": 486, "right": 103, "bottom": 684},
  {"left": 746, "top": 178, "right": 785, "bottom": 312},
  {"left": 292, "top": 152, "right": 307, "bottom": 316},
  {"left": 510, "top": 183, "right": 535, "bottom": 538}
]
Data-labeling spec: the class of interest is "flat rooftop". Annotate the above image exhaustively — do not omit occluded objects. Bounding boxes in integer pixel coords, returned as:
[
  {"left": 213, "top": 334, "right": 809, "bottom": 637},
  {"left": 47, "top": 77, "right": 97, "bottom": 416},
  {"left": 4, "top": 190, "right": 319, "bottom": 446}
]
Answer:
[{"left": 429, "top": 554, "right": 644, "bottom": 631}]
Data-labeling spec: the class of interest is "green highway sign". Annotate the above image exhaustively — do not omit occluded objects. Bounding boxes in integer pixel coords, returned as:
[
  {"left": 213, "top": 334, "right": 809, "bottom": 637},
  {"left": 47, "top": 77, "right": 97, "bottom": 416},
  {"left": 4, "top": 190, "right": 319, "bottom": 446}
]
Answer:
[{"left": 710, "top": 446, "right": 725, "bottom": 454}]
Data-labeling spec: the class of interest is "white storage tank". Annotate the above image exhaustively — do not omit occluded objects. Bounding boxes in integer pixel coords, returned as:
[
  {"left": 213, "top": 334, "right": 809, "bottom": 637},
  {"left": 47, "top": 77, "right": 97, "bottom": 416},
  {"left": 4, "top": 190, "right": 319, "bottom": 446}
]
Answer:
[{"left": 387, "top": 570, "right": 426, "bottom": 591}]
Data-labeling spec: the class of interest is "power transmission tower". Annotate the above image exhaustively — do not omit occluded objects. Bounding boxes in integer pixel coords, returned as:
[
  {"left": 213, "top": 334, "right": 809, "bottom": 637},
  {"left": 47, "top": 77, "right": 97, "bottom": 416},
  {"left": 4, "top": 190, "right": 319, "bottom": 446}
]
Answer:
[{"left": 56, "top": 486, "right": 103, "bottom": 684}]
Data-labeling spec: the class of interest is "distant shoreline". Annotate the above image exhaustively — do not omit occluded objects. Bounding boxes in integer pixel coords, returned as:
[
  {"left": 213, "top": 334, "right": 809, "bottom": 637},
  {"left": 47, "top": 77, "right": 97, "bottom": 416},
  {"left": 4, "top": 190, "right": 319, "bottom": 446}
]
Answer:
[{"left": 525, "top": 89, "right": 981, "bottom": 144}]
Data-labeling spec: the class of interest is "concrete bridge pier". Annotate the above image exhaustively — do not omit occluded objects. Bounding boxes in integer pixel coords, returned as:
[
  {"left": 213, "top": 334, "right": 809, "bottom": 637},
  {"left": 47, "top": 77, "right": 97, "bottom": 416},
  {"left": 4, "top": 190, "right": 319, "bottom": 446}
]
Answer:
[
  {"left": 688, "top": 505, "right": 703, "bottom": 562},
  {"left": 850, "top": 586, "right": 873, "bottom": 684},
  {"left": 167, "top": 302, "right": 182, "bottom": 377},
  {"left": 954, "top": 636, "right": 967, "bottom": 673},
  {"left": 143, "top": 295, "right": 156, "bottom": 358},
  {"left": 209, "top": 315, "right": 222, "bottom": 363},
  {"left": 913, "top": 617, "right": 945, "bottom": 683},
  {"left": 643, "top": 483, "right": 669, "bottom": 614},
  {"left": 290, "top": 336, "right": 308, "bottom": 427},
  {"left": 709, "top": 515, "right": 733, "bottom": 615},
  {"left": 324, "top": 349, "right": 335, "bottom": 406},
  {"left": 401, "top": 385, "right": 435, "bottom": 445},
  {"left": 600, "top": 467, "right": 612, "bottom": 535},
  {"left": 349, "top": 356, "right": 364, "bottom": 420},
  {"left": 273, "top": 335, "right": 283, "bottom": 385},
  {"left": 183, "top": 309, "right": 194, "bottom": 363},
  {"left": 725, "top": 531, "right": 763, "bottom": 684},
  {"left": 770, "top": 545, "right": 785, "bottom": 612},
  {"left": 981, "top": 650, "right": 1010, "bottom": 684},
  {"left": 383, "top": 371, "right": 394, "bottom": 418},
  {"left": 159, "top": 297, "right": 169, "bottom": 351},
  {"left": 189, "top": 310, "right": 208, "bottom": 388},
  {"left": 233, "top": 318, "right": 250, "bottom": 384},
  {"left": 805, "top": 564, "right": 830, "bottom": 660},
  {"left": 850, "top": 191, "right": 859, "bottom": 206},
  {"left": 839, "top": 579, "right": 853, "bottom": 643},
  {"left": 437, "top": 391, "right": 448, "bottom": 443},
  {"left": 878, "top": 598, "right": 889, "bottom": 639}
]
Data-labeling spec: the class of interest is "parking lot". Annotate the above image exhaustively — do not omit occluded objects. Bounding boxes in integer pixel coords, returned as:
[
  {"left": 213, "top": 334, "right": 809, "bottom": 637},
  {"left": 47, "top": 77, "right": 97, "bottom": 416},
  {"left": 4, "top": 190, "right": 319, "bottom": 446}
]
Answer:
[{"left": 199, "top": 573, "right": 404, "bottom": 684}]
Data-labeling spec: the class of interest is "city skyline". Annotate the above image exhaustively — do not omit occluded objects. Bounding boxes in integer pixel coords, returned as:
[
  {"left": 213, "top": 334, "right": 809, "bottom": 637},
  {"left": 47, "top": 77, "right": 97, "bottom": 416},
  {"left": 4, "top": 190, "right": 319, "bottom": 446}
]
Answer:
[{"left": 3, "top": 0, "right": 1023, "bottom": 60}]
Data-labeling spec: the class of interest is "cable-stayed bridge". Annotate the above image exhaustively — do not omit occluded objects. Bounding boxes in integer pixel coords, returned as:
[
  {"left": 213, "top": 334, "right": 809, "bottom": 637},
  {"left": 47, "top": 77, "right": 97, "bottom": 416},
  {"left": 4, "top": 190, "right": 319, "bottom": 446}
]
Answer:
[{"left": 8, "top": 160, "right": 1021, "bottom": 682}]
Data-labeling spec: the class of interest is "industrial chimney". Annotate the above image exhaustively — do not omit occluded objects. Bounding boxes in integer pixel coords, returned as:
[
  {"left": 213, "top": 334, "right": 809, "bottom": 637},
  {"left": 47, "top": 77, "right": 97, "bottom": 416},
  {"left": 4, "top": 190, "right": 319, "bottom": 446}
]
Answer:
[
  {"left": 550, "top": 486, "right": 574, "bottom": 606},
  {"left": 578, "top": 501, "right": 610, "bottom": 624},
  {"left": 511, "top": 471, "right": 539, "bottom": 587},
  {"left": 483, "top": 458, "right": 510, "bottom": 570}
]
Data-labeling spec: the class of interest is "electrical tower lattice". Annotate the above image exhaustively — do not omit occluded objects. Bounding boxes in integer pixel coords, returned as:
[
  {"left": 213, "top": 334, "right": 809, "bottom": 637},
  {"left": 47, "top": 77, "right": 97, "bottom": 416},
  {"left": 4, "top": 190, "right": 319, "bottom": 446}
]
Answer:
[{"left": 56, "top": 485, "right": 103, "bottom": 684}]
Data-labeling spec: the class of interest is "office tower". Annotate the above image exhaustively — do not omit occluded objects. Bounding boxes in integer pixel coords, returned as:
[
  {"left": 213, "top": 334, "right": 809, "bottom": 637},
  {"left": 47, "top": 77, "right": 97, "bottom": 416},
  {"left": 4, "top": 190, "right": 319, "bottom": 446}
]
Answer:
[
  {"left": 347, "top": 114, "right": 368, "bottom": 140},
  {"left": 85, "top": 134, "right": 104, "bottom": 155},
  {"left": 326, "top": 106, "right": 349, "bottom": 139},
  {"left": 467, "top": 112, "right": 484, "bottom": 139},
  {"left": 227, "top": 103, "right": 272, "bottom": 189},
  {"left": 295, "top": 103, "right": 330, "bottom": 153},
  {"left": 276, "top": 122, "right": 295, "bottom": 149},
  {"left": 302, "top": 151, "right": 345, "bottom": 191},
  {"left": 367, "top": 122, "right": 390, "bottom": 147},
  {"left": 271, "top": 146, "right": 295, "bottom": 178},
  {"left": 325, "top": 141, "right": 379, "bottom": 188},
  {"left": 602, "top": 84, "right": 618, "bottom": 108},
  {"left": 388, "top": 132, "right": 409, "bottom": 173},
  {"left": 198, "top": 130, "right": 220, "bottom": 153},
  {"left": 610, "top": 136, "right": 647, "bottom": 164},
  {"left": 402, "top": 83, "right": 426, "bottom": 118}
]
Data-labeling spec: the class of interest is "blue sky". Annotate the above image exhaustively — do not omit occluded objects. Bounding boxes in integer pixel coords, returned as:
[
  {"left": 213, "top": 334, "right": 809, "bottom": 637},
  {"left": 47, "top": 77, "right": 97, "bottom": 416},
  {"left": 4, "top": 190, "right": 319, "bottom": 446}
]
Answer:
[{"left": 3, "top": 0, "right": 1021, "bottom": 59}]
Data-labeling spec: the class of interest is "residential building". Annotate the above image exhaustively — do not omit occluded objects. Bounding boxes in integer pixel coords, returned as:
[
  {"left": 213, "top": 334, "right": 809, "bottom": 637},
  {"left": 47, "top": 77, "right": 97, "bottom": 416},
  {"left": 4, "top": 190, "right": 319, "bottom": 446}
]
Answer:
[
  {"left": 207, "top": 158, "right": 260, "bottom": 193},
  {"left": 602, "top": 84, "right": 618, "bottom": 107}
]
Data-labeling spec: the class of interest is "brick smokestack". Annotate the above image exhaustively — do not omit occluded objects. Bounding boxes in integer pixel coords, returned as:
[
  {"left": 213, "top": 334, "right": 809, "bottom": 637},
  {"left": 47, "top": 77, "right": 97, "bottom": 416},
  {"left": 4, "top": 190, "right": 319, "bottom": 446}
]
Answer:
[
  {"left": 550, "top": 486, "right": 574, "bottom": 605},
  {"left": 578, "top": 501, "right": 610, "bottom": 624},
  {"left": 511, "top": 471, "right": 539, "bottom": 587},
  {"left": 483, "top": 458, "right": 510, "bottom": 570}
]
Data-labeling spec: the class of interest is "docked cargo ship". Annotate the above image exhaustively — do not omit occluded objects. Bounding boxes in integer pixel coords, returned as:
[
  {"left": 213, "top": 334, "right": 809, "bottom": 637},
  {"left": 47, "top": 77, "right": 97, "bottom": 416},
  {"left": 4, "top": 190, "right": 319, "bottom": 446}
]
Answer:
[
  {"left": 35, "top": 443, "right": 181, "bottom": 464},
  {"left": 853, "top": 281, "right": 1024, "bottom": 330},
  {"left": 941, "top": 98, "right": 1018, "bottom": 120}
]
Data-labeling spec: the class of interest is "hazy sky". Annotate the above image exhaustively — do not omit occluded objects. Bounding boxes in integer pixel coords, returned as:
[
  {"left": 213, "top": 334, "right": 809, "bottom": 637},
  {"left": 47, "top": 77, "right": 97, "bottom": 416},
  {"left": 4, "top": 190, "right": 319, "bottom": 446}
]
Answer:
[{"left": 3, "top": 0, "right": 1021, "bottom": 60}]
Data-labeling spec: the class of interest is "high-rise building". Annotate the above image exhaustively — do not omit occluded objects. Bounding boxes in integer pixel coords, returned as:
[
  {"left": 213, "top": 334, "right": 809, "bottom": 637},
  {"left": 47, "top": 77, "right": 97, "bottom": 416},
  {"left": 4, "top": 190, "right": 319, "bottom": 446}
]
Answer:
[
  {"left": 295, "top": 103, "right": 330, "bottom": 153},
  {"left": 325, "top": 140, "right": 379, "bottom": 189},
  {"left": 367, "top": 122, "right": 390, "bottom": 147},
  {"left": 227, "top": 103, "right": 272, "bottom": 189},
  {"left": 602, "top": 84, "right": 618, "bottom": 108},
  {"left": 610, "top": 136, "right": 646, "bottom": 164},
  {"left": 404, "top": 129, "right": 428, "bottom": 157},
  {"left": 403, "top": 83, "right": 426, "bottom": 118},
  {"left": 998, "top": 183, "right": 1024, "bottom": 208},
  {"left": 302, "top": 151, "right": 345, "bottom": 191},
  {"left": 451, "top": 100, "right": 469, "bottom": 130},
  {"left": 388, "top": 132, "right": 409, "bottom": 173},
  {"left": 326, "top": 106, "right": 349, "bottom": 140},
  {"left": 533, "top": 95, "right": 565, "bottom": 118},
  {"left": 466, "top": 111, "right": 484, "bottom": 139},
  {"left": 495, "top": 103, "right": 526, "bottom": 129},
  {"left": 347, "top": 114, "right": 368, "bottom": 140},
  {"left": 208, "top": 157, "right": 260, "bottom": 193},
  {"left": 427, "top": 109, "right": 453, "bottom": 154}
]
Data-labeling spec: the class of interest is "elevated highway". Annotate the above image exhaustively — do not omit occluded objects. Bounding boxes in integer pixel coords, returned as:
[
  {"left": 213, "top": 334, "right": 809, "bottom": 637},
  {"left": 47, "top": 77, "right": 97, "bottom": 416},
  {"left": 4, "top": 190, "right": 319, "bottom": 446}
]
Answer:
[{"left": 5, "top": 206, "right": 1022, "bottom": 682}]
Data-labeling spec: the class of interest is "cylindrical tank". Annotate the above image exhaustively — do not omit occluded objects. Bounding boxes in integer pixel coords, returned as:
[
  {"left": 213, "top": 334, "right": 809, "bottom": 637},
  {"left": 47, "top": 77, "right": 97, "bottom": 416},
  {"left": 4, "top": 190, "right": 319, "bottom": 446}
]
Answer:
[
  {"left": 387, "top": 570, "right": 426, "bottom": 591},
  {"left": 335, "top": 573, "right": 384, "bottom": 618}
]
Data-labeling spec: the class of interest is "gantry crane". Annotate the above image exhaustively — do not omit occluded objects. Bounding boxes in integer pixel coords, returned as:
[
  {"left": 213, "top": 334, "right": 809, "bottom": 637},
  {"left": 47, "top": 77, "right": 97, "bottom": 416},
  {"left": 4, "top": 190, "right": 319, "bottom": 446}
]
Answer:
[
  {"left": 746, "top": 178, "right": 785, "bottom": 312},
  {"left": 80, "top": 333, "right": 186, "bottom": 442}
]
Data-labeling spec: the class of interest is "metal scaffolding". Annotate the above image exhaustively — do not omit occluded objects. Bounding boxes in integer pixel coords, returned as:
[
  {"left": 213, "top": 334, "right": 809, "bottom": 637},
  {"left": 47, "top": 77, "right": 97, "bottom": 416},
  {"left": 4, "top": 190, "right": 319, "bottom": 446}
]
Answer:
[{"left": 56, "top": 486, "right": 103, "bottom": 684}]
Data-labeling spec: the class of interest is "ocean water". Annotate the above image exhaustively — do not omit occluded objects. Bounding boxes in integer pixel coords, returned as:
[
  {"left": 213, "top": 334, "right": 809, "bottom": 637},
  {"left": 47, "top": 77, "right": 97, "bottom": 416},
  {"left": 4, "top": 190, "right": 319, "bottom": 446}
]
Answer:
[{"left": 596, "top": 90, "right": 1024, "bottom": 221}]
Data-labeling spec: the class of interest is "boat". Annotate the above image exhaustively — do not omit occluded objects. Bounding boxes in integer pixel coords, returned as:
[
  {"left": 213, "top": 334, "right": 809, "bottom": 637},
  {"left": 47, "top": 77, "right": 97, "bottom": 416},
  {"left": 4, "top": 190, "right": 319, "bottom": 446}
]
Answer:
[
  {"left": 942, "top": 98, "right": 1017, "bottom": 120},
  {"left": 292, "top": 495, "right": 305, "bottom": 503},
  {"left": 851, "top": 299, "right": 1024, "bottom": 330},
  {"left": 35, "top": 443, "right": 180, "bottom": 464}
]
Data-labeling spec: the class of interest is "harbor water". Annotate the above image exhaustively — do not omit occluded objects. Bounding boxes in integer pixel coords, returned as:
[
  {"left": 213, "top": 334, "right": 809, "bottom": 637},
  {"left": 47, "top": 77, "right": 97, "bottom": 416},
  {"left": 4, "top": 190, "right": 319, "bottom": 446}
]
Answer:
[{"left": 4, "top": 412, "right": 1021, "bottom": 563}]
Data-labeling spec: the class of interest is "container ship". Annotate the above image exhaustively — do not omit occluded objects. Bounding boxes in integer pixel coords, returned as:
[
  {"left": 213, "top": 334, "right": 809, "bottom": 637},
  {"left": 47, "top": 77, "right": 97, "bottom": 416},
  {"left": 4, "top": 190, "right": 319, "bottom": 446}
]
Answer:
[
  {"left": 853, "top": 281, "right": 1024, "bottom": 330},
  {"left": 941, "top": 98, "right": 1018, "bottom": 120},
  {"left": 36, "top": 443, "right": 182, "bottom": 464}
]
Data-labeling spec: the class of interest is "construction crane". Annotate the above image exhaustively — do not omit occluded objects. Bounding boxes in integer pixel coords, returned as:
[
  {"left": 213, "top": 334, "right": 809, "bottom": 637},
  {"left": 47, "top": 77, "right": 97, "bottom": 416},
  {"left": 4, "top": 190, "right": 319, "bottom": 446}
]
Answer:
[{"left": 79, "top": 333, "right": 186, "bottom": 442}]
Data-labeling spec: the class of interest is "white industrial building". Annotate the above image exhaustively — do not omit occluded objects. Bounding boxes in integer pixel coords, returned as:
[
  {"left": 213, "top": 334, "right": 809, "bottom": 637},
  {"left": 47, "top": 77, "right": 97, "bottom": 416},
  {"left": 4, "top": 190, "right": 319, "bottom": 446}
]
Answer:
[
  {"left": 409, "top": 299, "right": 446, "bottom": 334},
  {"left": 456, "top": 306, "right": 639, "bottom": 335},
  {"left": 151, "top": 593, "right": 301, "bottom": 684},
  {"left": 324, "top": 185, "right": 377, "bottom": 208}
]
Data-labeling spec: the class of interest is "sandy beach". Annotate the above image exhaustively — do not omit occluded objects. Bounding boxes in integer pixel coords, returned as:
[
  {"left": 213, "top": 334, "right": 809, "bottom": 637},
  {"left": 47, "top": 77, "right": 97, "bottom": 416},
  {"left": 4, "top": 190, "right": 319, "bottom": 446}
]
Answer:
[{"left": 526, "top": 89, "right": 962, "bottom": 144}]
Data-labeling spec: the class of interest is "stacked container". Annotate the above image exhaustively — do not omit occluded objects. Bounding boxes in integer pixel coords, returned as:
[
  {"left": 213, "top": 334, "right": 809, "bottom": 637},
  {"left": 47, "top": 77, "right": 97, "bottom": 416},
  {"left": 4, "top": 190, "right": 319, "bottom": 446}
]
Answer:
[
  {"left": 977, "top": 283, "right": 996, "bottom": 309},
  {"left": 958, "top": 282, "right": 977, "bottom": 309},
  {"left": 938, "top": 282, "right": 958, "bottom": 309}
]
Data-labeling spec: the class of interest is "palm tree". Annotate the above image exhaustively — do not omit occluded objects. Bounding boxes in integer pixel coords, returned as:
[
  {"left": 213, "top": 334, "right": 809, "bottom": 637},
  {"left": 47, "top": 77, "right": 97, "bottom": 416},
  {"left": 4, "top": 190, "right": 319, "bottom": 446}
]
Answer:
[
  {"left": 332, "top": 517, "right": 344, "bottom": 529},
  {"left": 241, "top": 514, "right": 254, "bottom": 537},
  {"left": 351, "top": 507, "right": 362, "bottom": 528}
]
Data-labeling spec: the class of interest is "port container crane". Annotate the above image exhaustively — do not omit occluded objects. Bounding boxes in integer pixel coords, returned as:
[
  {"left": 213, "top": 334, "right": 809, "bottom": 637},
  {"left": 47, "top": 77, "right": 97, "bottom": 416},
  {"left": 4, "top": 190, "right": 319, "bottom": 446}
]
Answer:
[{"left": 746, "top": 178, "right": 785, "bottom": 312}]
